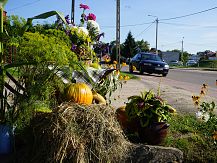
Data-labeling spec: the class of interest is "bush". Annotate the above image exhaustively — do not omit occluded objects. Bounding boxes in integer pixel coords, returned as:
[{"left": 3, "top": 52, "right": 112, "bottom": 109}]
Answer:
[{"left": 198, "top": 60, "right": 217, "bottom": 68}]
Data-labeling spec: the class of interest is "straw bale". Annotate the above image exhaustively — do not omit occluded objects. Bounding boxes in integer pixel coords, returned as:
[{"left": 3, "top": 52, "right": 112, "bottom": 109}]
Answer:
[{"left": 17, "top": 102, "right": 131, "bottom": 163}]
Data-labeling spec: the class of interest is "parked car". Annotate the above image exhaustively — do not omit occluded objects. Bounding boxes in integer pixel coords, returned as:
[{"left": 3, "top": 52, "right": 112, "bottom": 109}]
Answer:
[
  {"left": 186, "top": 60, "right": 197, "bottom": 66},
  {"left": 129, "top": 52, "right": 169, "bottom": 76},
  {"left": 169, "top": 60, "right": 183, "bottom": 66}
]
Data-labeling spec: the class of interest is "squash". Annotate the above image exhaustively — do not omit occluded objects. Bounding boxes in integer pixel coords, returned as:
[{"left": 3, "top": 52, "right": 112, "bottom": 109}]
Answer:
[
  {"left": 66, "top": 83, "right": 93, "bottom": 105},
  {"left": 116, "top": 106, "right": 128, "bottom": 129},
  {"left": 92, "top": 91, "right": 106, "bottom": 104}
]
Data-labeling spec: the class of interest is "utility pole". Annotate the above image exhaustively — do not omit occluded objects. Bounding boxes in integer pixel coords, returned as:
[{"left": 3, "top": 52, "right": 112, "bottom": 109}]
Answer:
[
  {"left": 155, "top": 18, "right": 158, "bottom": 54},
  {"left": 116, "top": 0, "right": 120, "bottom": 69},
  {"left": 71, "top": 0, "right": 75, "bottom": 24},
  {"left": 148, "top": 15, "right": 158, "bottom": 54},
  {"left": 181, "top": 37, "right": 184, "bottom": 62}
]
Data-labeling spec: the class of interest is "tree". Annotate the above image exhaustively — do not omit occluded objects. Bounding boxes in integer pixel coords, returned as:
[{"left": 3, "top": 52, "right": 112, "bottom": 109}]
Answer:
[
  {"left": 135, "top": 39, "right": 150, "bottom": 52},
  {"left": 109, "top": 40, "right": 124, "bottom": 61},
  {"left": 122, "top": 31, "right": 136, "bottom": 59}
]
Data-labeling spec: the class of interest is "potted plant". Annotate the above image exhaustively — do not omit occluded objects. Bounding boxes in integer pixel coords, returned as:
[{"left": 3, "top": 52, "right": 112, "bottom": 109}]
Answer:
[{"left": 119, "top": 89, "right": 176, "bottom": 145}]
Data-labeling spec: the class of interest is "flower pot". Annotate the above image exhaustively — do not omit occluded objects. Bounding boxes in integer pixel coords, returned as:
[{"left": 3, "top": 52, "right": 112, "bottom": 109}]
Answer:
[
  {"left": 0, "top": 125, "right": 13, "bottom": 154},
  {"left": 138, "top": 122, "right": 169, "bottom": 145}
]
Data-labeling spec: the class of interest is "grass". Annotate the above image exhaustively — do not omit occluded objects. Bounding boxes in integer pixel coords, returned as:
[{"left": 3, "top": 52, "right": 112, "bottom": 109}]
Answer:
[
  {"left": 120, "top": 71, "right": 140, "bottom": 80},
  {"left": 162, "top": 114, "right": 217, "bottom": 162}
]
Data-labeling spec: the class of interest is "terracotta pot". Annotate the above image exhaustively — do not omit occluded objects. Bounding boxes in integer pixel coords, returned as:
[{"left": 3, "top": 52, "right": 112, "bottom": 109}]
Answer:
[{"left": 138, "top": 122, "right": 169, "bottom": 145}]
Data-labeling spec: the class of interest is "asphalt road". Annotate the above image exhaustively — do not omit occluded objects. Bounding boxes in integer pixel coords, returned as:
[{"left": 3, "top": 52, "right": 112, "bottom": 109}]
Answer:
[
  {"left": 118, "top": 66, "right": 217, "bottom": 114},
  {"left": 123, "top": 67, "right": 217, "bottom": 98}
]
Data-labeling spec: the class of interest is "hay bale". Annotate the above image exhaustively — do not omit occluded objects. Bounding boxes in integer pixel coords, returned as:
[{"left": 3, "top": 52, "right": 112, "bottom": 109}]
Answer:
[{"left": 18, "top": 102, "right": 131, "bottom": 163}]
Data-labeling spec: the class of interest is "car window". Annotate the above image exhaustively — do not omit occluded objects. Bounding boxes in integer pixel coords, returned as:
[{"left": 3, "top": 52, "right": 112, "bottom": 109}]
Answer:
[
  {"left": 132, "top": 54, "right": 139, "bottom": 60},
  {"left": 136, "top": 53, "right": 141, "bottom": 59},
  {"left": 141, "top": 54, "right": 162, "bottom": 61}
]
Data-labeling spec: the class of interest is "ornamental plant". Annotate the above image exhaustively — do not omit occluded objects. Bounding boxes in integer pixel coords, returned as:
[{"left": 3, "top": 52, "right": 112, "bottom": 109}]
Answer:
[
  {"left": 125, "top": 90, "right": 176, "bottom": 128},
  {"left": 192, "top": 84, "right": 217, "bottom": 143}
]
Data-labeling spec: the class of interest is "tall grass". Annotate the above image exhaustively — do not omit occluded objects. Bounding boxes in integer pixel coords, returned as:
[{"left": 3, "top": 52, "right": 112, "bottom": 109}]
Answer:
[{"left": 163, "top": 114, "right": 217, "bottom": 162}]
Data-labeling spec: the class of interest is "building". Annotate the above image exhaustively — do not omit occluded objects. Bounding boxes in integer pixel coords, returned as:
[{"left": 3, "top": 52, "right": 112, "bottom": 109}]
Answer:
[{"left": 161, "top": 51, "right": 180, "bottom": 63}]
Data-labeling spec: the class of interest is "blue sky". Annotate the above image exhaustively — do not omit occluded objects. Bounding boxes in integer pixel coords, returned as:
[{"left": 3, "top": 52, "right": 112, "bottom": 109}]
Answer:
[{"left": 4, "top": 0, "right": 217, "bottom": 54}]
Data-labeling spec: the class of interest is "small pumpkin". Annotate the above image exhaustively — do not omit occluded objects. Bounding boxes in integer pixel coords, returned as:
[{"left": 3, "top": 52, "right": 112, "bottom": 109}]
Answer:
[
  {"left": 92, "top": 91, "right": 106, "bottom": 104},
  {"left": 66, "top": 83, "right": 93, "bottom": 105},
  {"left": 116, "top": 106, "right": 128, "bottom": 129}
]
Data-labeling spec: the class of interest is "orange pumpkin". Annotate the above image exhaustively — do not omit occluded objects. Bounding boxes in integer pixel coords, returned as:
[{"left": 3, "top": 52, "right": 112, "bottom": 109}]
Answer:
[
  {"left": 116, "top": 106, "right": 128, "bottom": 129},
  {"left": 66, "top": 83, "right": 93, "bottom": 105}
]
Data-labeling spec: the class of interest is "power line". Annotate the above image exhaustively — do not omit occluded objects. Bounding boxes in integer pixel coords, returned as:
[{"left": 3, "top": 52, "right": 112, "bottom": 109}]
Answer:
[
  {"left": 160, "top": 22, "right": 217, "bottom": 28},
  {"left": 101, "top": 21, "right": 154, "bottom": 28},
  {"left": 160, "top": 22, "right": 198, "bottom": 27},
  {"left": 7, "top": 0, "right": 42, "bottom": 11},
  {"left": 135, "top": 22, "right": 155, "bottom": 38},
  {"left": 159, "top": 6, "right": 217, "bottom": 21}
]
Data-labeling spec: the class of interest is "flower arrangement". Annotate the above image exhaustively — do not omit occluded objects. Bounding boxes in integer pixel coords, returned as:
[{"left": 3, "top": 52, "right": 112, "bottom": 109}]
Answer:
[
  {"left": 192, "top": 84, "right": 217, "bottom": 143},
  {"left": 116, "top": 89, "right": 176, "bottom": 144},
  {"left": 125, "top": 90, "right": 176, "bottom": 128}
]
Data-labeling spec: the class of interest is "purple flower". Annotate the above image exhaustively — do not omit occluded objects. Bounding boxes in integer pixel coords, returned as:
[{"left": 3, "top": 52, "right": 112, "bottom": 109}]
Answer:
[
  {"left": 65, "top": 29, "right": 70, "bottom": 36},
  {"left": 80, "top": 3, "right": 90, "bottom": 10},
  {"left": 71, "top": 43, "right": 77, "bottom": 51},
  {"left": 65, "top": 15, "right": 70, "bottom": 24},
  {"left": 87, "top": 13, "right": 96, "bottom": 21}
]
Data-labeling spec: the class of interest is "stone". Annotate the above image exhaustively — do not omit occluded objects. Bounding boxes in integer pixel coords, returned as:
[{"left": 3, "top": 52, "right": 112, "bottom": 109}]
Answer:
[{"left": 125, "top": 144, "right": 183, "bottom": 163}]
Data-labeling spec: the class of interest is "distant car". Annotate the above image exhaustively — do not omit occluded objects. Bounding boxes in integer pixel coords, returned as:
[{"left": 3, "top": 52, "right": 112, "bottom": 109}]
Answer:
[
  {"left": 186, "top": 60, "right": 197, "bottom": 66},
  {"left": 169, "top": 60, "right": 183, "bottom": 66},
  {"left": 129, "top": 52, "right": 169, "bottom": 77}
]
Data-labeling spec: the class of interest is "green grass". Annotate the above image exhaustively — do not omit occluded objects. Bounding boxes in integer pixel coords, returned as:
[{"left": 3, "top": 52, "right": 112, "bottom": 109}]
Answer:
[
  {"left": 120, "top": 71, "right": 140, "bottom": 80},
  {"left": 162, "top": 114, "right": 217, "bottom": 162}
]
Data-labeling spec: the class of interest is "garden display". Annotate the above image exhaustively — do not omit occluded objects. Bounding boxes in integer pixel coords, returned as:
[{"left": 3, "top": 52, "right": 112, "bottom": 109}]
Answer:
[{"left": 116, "top": 90, "right": 176, "bottom": 145}]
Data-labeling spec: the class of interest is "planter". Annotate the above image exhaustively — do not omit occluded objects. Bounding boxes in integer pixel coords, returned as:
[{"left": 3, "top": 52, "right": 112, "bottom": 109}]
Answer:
[
  {"left": 138, "top": 122, "right": 169, "bottom": 145},
  {"left": 0, "top": 125, "right": 13, "bottom": 154}
]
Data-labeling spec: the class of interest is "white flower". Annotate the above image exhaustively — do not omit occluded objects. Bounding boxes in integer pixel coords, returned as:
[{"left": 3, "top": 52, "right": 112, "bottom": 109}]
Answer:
[
  {"left": 78, "top": 27, "right": 89, "bottom": 35},
  {"left": 196, "top": 111, "right": 210, "bottom": 122},
  {"left": 87, "top": 20, "right": 100, "bottom": 34}
]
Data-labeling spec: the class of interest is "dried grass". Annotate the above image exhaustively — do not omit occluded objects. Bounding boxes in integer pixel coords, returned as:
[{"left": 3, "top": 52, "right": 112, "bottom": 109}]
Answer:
[{"left": 19, "top": 102, "right": 131, "bottom": 163}]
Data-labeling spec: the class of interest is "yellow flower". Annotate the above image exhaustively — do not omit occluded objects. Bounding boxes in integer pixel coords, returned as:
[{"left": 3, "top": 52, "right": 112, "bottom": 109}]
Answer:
[
  {"left": 122, "top": 62, "right": 127, "bottom": 67},
  {"left": 212, "top": 131, "right": 217, "bottom": 140},
  {"left": 200, "top": 90, "right": 206, "bottom": 96},
  {"left": 115, "top": 70, "right": 120, "bottom": 76},
  {"left": 132, "top": 66, "right": 137, "bottom": 71},
  {"left": 108, "top": 64, "right": 113, "bottom": 69},
  {"left": 202, "top": 83, "right": 208, "bottom": 89},
  {"left": 124, "top": 75, "right": 130, "bottom": 80},
  {"left": 192, "top": 95, "right": 200, "bottom": 102},
  {"left": 194, "top": 100, "right": 200, "bottom": 106},
  {"left": 113, "top": 60, "right": 117, "bottom": 64},
  {"left": 105, "top": 57, "right": 110, "bottom": 63},
  {"left": 119, "top": 75, "right": 123, "bottom": 80}
]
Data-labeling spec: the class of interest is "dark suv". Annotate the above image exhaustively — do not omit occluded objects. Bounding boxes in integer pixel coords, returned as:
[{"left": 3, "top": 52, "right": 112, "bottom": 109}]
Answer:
[{"left": 129, "top": 52, "right": 169, "bottom": 76}]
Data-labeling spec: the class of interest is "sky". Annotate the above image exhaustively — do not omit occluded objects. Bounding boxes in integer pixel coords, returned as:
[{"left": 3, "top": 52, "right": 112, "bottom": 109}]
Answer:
[{"left": 4, "top": 0, "right": 217, "bottom": 54}]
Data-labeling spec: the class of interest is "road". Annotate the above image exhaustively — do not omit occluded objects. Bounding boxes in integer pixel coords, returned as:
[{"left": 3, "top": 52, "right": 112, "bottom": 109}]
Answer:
[
  {"left": 144, "top": 69, "right": 217, "bottom": 98},
  {"left": 119, "top": 67, "right": 217, "bottom": 114}
]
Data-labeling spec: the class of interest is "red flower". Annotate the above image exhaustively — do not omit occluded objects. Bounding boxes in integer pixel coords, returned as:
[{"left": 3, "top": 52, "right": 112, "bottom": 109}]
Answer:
[
  {"left": 87, "top": 13, "right": 96, "bottom": 21},
  {"left": 80, "top": 3, "right": 90, "bottom": 10}
]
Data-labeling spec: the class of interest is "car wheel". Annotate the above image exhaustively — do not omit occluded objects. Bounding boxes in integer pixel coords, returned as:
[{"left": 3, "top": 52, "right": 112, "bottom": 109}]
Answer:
[
  {"left": 129, "top": 64, "right": 133, "bottom": 73},
  {"left": 139, "top": 66, "right": 144, "bottom": 74},
  {"left": 162, "top": 73, "right": 167, "bottom": 77}
]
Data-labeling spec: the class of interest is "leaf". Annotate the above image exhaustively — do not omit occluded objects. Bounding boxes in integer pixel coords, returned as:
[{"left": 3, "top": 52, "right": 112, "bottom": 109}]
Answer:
[
  {"left": 0, "top": 0, "right": 8, "bottom": 7},
  {"left": 22, "top": 11, "right": 67, "bottom": 34}
]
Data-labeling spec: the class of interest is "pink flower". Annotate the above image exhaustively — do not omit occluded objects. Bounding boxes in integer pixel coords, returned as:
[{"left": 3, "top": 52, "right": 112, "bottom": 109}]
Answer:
[
  {"left": 87, "top": 13, "right": 96, "bottom": 21},
  {"left": 80, "top": 3, "right": 90, "bottom": 10}
]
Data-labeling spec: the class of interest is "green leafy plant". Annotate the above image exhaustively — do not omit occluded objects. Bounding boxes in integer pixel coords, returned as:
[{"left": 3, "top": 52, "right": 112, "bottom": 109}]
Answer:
[
  {"left": 164, "top": 114, "right": 217, "bottom": 162},
  {"left": 192, "top": 84, "right": 217, "bottom": 143},
  {"left": 125, "top": 90, "right": 176, "bottom": 128}
]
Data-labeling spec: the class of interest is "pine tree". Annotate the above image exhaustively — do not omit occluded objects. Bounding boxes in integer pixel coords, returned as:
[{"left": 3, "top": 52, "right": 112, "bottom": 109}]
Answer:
[{"left": 122, "top": 31, "right": 136, "bottom": 59}]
